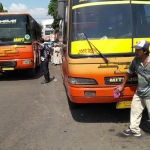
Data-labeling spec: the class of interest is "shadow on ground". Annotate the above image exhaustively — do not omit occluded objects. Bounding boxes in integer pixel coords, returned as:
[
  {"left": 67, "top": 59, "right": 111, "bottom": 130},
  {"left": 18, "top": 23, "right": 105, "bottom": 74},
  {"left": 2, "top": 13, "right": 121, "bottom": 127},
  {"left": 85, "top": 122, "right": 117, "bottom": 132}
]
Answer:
[
  {"left": 69, "top": 103, "right": 150, "bottom": 134},
  {"left": 0, "top": 67, "right": 43, "bottom": 81},
  {"left": 69, "top": 103, "right": 130, "bottom": 123}
]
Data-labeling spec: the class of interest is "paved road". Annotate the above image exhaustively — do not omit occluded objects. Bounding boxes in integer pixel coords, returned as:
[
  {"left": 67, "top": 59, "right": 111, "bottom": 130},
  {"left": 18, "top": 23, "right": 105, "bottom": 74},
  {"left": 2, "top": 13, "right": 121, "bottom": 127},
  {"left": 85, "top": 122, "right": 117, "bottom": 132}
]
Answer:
[{"left": 0, "top": 64, "right": 150, "bottom": 150}]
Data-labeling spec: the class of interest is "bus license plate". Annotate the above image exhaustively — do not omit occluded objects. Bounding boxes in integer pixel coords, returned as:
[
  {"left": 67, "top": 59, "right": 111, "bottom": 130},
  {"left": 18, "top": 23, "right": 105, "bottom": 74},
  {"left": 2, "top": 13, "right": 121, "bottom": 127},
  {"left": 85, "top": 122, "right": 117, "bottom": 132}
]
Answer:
[
  {"left": 2, "top": 67, "right": 14, "bottom": 71},
  {"left": 116, "top": 101, "right": 131, "bottom": 109}
]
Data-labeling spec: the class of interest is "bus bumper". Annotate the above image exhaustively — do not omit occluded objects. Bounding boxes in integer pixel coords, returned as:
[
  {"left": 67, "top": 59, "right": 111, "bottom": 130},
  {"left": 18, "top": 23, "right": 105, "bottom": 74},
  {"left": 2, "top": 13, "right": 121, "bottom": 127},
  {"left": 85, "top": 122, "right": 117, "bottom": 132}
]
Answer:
[
  {"left": 0, "top": 59, "right": 35, "bottom": 71},
  {"left": 67, "top": 85, "right": 136, "bottom": 104}
]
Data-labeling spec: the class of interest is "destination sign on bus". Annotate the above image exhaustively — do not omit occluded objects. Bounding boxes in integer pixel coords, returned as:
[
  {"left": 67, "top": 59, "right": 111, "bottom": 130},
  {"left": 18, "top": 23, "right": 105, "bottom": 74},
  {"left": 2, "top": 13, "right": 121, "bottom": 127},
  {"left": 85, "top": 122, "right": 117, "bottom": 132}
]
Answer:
[{"left": 0, "top": 19, "right": 16, "bottom": 24}]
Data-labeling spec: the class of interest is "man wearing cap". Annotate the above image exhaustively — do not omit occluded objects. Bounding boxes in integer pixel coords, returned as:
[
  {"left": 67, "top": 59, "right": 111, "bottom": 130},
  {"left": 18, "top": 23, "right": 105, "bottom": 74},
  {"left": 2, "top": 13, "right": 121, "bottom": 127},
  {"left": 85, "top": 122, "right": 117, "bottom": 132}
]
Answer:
[
  {"left": 117, "top": 40, "right": 150, "bottom": 137},
  {"left": 35, "top": 38, "right": 50, "bottom": 84}
]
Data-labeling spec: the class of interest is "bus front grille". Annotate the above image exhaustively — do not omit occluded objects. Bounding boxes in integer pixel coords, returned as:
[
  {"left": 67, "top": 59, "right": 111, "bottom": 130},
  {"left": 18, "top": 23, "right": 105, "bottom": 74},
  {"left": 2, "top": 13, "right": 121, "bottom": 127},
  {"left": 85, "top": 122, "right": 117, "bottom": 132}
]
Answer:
[{"left": 0, "top": 61, "right": 17, "bottom": 67}]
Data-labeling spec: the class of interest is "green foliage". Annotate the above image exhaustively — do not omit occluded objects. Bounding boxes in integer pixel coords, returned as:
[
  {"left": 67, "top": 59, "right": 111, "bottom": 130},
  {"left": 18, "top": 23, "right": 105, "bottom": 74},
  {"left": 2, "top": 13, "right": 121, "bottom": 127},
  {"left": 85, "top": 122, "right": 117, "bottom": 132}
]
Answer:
[
  {"left": 38, "top": 23, "right": 43, "bottom": 30},
  {"left": 48, "top": 0, "right": 57, "bottom": 17},
  {"left": 0, "top": 3, "right": 8, "bottom": 12},
  {"left": 48, "top": 0, "right": 59, "bottom": 33},
  {"left": 52, "top": 19, "right": 59, "bottom": 32}
]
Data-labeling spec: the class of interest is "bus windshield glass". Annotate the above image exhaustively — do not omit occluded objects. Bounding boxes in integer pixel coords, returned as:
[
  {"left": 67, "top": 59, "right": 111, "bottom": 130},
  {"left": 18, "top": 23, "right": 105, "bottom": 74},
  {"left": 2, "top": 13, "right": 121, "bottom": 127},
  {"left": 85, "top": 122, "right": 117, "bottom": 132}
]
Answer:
[
  {"left": 71, "top": 2, "right": 150, "bottom": 55},
  {"left": 72, "top": 4, "right": 131, "bottom": 41},
  {"left": 0, "top": 14, "right": 31, "bottom": 45},
  {"left": 72, "top": 4, "right": 150, "bottom": 41}
]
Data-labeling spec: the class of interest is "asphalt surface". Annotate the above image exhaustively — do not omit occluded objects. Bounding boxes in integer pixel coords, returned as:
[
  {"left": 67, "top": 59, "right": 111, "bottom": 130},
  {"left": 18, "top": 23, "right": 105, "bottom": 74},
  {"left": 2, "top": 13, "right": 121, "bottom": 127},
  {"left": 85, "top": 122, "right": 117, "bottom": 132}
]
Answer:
[{"left": 0, "top": 63, "right": 150, "bottom": 150}]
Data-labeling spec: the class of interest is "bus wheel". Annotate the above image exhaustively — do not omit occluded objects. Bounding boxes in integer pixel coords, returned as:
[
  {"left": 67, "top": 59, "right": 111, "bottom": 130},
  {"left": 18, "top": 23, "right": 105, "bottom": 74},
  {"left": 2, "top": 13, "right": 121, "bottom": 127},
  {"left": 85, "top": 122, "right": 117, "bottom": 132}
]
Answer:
[
  {"left": 27, "top": 68, "right": 35, "bottom": 77},
  {"left": 67, "top": 96, "right": 79, "bottom": 109}
]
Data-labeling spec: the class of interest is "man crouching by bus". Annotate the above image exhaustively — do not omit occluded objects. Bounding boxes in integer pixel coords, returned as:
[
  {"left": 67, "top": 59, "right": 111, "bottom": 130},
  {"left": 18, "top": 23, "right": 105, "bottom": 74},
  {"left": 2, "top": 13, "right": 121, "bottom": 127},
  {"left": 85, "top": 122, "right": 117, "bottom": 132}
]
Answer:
[{"left": 34, "top": 38, "right": 50, "bottom": 84}]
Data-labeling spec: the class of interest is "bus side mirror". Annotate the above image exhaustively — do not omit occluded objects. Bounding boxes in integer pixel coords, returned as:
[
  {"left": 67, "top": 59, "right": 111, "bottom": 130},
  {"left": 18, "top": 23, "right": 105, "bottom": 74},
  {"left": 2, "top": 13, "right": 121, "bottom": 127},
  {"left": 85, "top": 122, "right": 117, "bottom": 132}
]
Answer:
[{"left": 56, "top": 0, "right": 65, "bottom": 20}]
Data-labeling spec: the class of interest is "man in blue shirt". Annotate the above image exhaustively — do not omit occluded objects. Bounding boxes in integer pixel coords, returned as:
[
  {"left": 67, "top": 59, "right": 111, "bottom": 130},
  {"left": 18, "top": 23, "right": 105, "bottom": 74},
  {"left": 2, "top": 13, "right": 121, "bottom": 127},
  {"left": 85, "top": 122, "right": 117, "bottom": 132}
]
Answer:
[{"left": 36, "top": 38, "right": 50, "bottom": 84}]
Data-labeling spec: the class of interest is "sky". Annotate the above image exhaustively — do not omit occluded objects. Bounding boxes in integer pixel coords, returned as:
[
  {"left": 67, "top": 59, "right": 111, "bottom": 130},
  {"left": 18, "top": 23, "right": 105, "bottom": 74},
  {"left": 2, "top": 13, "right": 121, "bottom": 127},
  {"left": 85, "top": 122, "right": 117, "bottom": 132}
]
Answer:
[{"left": 1, "top": 0, "right": 52, "bottom": 23}]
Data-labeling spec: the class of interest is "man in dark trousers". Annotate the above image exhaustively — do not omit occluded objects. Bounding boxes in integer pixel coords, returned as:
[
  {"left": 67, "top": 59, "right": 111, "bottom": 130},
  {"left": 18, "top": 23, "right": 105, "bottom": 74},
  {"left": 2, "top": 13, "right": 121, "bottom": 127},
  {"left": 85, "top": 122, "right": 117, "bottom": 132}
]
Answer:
[{"left": 35, "top": 38, "right": 50, "bottom": 84}]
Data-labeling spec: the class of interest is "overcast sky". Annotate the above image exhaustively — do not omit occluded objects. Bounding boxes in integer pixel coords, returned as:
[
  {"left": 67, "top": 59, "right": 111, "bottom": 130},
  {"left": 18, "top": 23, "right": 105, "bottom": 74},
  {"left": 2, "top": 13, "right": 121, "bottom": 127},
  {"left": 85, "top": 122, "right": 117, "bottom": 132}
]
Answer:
[{"left": 1, "top": 0, "right": 52, "bottom": 23}]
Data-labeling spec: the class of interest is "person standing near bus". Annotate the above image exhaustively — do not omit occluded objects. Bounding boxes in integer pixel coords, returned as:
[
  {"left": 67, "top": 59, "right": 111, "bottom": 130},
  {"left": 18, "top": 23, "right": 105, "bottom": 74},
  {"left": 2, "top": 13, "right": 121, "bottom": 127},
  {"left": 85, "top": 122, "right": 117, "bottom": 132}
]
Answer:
[
  {"left": 35, "top": 38, "right": 50, "bottom": 84},
  {"left": 117, "top": 40, "right": 150, "bottom": 137},
  {"left": 50, "top": 42, "right": 54, "bottom": 64},
  {"left": 53, "top": 43, "right": 62, "bottom": 66}
]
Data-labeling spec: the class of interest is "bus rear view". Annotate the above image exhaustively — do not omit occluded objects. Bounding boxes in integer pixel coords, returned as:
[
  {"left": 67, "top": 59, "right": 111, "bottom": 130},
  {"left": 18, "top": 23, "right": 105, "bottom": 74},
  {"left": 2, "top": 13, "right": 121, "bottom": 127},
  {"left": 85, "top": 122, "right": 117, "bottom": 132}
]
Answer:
[{"left": 0, "top": 13, "right": 41, "bottom": 77}]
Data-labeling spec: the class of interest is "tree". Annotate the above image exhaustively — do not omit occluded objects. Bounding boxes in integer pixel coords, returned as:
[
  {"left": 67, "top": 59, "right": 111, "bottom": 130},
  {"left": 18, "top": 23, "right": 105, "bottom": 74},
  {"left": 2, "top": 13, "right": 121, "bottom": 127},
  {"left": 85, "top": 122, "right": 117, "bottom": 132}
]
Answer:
[
  {"left": 0, "top": 3, "right": 8, "bottom": 12},
  {"left": 48, "top": 0, "right": 59, "bottom": 32},
  {"left": 38, "top": 23, "right": 43, "bottom": 30}
]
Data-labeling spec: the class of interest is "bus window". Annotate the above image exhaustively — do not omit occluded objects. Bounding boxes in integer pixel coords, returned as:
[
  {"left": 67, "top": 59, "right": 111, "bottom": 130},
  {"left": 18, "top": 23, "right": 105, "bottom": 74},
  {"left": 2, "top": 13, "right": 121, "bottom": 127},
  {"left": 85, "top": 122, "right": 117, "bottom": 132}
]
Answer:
[
  {"left": 72, "top": 4, "right": 131, "bottom": 41},
  {"left": 132, "top": 4, "right": 150, "bottom": 38},
  {"left": 0, "top": 14, "right": 31, "bottom": 45}
]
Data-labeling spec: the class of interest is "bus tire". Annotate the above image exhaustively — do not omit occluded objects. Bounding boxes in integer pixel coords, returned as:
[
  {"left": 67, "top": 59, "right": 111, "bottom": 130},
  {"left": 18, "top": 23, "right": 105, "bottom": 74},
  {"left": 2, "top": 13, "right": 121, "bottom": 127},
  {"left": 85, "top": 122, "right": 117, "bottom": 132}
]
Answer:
[
  {"left": 67, "top": 96, "right": 79, "bottom": 109},
  {"left": 28, "top": 68, "right": 35, "bottom": 77}
]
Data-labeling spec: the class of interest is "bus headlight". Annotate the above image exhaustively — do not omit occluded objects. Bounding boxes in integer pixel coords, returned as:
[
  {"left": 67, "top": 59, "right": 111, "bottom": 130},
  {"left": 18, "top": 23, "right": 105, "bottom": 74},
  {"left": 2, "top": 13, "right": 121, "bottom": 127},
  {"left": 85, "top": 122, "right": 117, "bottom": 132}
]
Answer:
[
  {"left": 68, "top": 77, "right": 98, "bottom": 85},
  {"left": 22, "top": 60, "right": 32, "bottom": 64}
]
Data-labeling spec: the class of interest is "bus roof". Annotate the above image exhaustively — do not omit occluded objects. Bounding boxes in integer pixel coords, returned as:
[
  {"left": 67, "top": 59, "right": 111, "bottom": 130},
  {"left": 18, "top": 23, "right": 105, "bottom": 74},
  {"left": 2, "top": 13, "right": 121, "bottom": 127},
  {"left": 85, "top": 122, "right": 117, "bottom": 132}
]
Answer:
[{"left": 0, "top": 12, "right": 30, "bottom": 15}]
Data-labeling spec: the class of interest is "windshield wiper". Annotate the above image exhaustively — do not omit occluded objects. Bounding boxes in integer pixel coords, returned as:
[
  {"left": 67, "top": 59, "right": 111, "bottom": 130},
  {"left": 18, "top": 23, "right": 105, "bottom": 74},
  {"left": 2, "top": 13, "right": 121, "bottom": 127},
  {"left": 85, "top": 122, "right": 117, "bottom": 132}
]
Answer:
[{"left": 80, "top": 27, "right": 109, "bottom": 64}]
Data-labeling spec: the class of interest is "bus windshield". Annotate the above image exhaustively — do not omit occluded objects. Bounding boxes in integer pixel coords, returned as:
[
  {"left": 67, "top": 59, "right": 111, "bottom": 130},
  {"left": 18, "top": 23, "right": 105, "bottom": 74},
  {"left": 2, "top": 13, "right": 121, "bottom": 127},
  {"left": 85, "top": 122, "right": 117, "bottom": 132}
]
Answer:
[
  {"left": 70, "top": 0, "right": 150, "bottom": 57},
  {"left": 71, "top": 2, "right": 150, "bottom": 55},
  {"left": 0, "top": 14, "right": 31, "bottom": 45}
]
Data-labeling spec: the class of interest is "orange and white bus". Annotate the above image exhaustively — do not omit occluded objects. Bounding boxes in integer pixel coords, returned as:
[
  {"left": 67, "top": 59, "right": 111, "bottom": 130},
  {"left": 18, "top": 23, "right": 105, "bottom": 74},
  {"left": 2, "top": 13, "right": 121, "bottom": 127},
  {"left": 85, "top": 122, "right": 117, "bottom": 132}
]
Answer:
[
  {"left": 0, "top": 12, "right": 41, "bottom": 77},
  {"left": 57, "top": 0, "right": 150, "bottom": 109}
]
